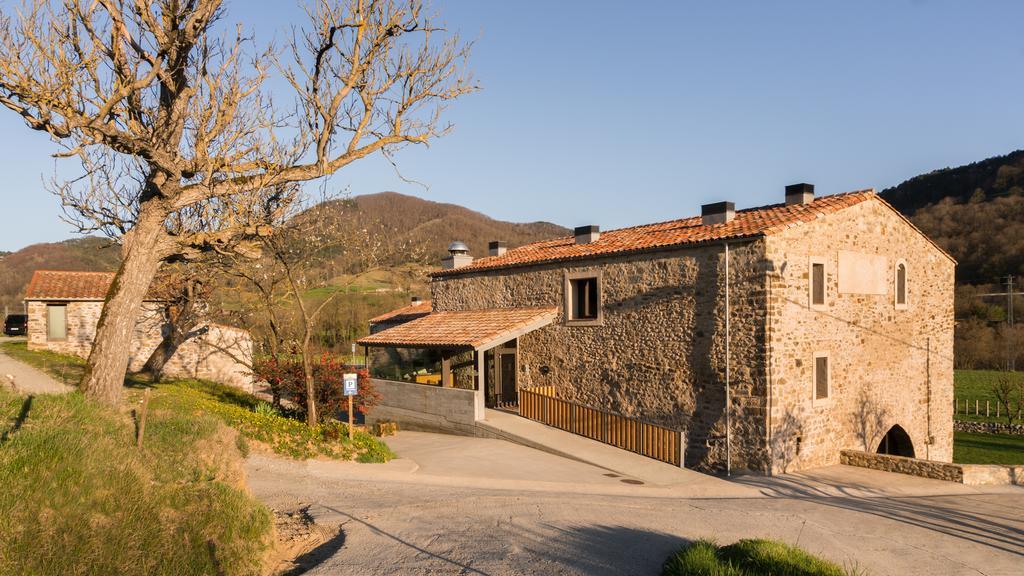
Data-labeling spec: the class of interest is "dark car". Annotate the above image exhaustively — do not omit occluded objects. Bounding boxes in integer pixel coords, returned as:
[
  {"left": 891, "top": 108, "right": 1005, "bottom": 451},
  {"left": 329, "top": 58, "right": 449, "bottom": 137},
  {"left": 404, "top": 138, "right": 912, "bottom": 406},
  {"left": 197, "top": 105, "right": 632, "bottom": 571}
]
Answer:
[{"left": 3, "top": 314, "right": 27, "bottom": 337}]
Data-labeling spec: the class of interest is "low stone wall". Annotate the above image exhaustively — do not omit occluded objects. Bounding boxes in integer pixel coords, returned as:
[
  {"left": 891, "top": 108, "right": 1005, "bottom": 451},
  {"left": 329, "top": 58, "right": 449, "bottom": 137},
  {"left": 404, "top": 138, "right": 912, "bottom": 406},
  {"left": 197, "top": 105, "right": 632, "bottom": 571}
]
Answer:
[
  {"left": 954, "top": 420, "right": 1024, "bottom": 435},
  {"left": 366, "top": 378, "right": 482, "bottom": 436},
  {"left": 840, "top": 450, "right": 963, "bottom": 482},
  {"left": 840, "top": 450, "right": 1023, "bottom": 486}
]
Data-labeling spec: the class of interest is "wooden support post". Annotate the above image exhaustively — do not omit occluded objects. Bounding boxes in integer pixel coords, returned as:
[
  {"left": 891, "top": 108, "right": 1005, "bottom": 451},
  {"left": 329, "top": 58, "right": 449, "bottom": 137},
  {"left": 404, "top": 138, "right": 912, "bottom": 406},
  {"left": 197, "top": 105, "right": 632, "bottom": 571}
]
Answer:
[
  {"left": 137, "top": 388, "right": 151, "bottom": 449},
  {"left": 441, "top": 353, "right": 452, "bottom": 388}
]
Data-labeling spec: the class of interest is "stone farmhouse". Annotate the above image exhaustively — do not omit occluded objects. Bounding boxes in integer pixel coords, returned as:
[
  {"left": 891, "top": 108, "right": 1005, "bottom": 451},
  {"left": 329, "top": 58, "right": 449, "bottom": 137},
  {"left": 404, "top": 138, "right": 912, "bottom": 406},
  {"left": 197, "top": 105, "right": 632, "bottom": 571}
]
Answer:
[
  {"left": 24, "top": 270, "right": 254, "bottom": 391},
  {"left": 359, "top": 185, "right": 955, "bottom": 474}
]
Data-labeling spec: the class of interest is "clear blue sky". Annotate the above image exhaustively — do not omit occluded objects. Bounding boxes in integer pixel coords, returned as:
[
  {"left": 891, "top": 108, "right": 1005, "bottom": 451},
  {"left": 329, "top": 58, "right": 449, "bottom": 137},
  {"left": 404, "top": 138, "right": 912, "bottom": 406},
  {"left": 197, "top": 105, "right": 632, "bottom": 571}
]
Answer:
[{"left": 2, "top": 0, "right": 1024, "bottom": 251}]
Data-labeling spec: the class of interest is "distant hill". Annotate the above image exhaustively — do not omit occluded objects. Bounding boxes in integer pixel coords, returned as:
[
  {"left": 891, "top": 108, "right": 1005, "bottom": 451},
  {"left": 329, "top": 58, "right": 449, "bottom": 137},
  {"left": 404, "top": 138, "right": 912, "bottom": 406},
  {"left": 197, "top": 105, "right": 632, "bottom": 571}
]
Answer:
[
  {"left": 880, "top": 150, "right": 1024, "bottom": 283},
  {"left": 0, "top": 237, "right": 121, "bottom": 313},
  {"left": 320, "top": 191, "right": 568, "bottom": 271}
]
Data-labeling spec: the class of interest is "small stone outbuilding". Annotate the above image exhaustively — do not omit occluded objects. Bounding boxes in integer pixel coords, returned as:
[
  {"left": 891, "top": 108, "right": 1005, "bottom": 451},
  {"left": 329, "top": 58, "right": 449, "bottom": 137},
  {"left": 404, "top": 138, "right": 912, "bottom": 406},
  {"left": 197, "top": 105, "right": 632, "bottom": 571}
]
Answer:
[
  {"left": 24, "top": 270, "right": 254, "bottom": 391},
  {"left": 362, "top": 186, "right": 955, "bottom": 474}
]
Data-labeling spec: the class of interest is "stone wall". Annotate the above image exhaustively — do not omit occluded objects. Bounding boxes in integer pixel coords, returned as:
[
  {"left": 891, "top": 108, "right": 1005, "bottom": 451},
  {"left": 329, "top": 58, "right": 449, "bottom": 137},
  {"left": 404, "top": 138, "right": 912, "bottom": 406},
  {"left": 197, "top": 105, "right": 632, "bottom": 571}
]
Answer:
[
  {"left": 954, "top": 420, "right": 1024, "bottom": 435},
  {"left": 841, "top": 450, "right": 1023, "bottom": 486},
  {"left": 840, "top": 450, "right": 963, "bottom": 482},
  {"left": 764, "top": 200, "right": 955, "bottom": 472},
  {"left": 431, "top": 242, "right": 772, "bottom": 473},
  {"left": 366, "top": 378, "right": 482, "bottom": 436},
  {"left": 26, "top": 300, "right": 254, "bottom": 391}
]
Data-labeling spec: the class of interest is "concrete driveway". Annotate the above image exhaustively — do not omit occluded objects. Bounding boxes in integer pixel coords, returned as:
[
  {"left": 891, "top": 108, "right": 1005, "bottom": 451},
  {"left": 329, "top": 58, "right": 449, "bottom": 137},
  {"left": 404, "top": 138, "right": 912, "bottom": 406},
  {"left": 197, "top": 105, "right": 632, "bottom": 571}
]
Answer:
[
  {"left": 246, "top": 431, "right": 1024, "bottom": 576},
  {"left": 0, "top": 337, "right": 74, "bottom": 395}
]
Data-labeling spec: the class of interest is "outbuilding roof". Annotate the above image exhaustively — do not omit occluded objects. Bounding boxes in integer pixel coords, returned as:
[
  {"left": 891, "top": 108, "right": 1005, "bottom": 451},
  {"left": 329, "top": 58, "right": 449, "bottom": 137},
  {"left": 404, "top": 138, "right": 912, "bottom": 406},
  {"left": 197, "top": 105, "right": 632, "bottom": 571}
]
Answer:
[
  {"left": 433, "top": 190, "right": 879, "bottom": 277},
  {"left": 358, "top": 306, "right": 558, "bottom": 351},
  {"left": 24, "top": 270, "right": 117, "bottom": 301},
  {"left": 24, "top": 270, "right": 170, "bottom": 302}
]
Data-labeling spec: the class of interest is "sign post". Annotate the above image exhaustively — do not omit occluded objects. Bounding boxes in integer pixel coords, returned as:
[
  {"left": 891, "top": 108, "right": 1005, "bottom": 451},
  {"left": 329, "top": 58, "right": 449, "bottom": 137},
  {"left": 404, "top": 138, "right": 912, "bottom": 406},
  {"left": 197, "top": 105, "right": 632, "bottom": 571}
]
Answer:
[{"left": 343, "top": 373, "right": 358, "bottom": 441}]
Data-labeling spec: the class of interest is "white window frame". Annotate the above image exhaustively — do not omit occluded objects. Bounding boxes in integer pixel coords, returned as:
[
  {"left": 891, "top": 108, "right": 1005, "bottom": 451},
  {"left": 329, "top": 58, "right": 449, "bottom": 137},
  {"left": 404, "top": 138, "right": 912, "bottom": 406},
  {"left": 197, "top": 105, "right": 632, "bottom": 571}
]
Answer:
[
  {"left": 812, "top": 351, "right": 831, "bottom": 406},
  {"left": 894, "top": 259, "right": 909, "bottom": 310},
  {"left": 564, "top": 270, "right": 603, "bottom": 326},
  {"left": 808, "top": 256, "right": 828, "bottom": 311}
]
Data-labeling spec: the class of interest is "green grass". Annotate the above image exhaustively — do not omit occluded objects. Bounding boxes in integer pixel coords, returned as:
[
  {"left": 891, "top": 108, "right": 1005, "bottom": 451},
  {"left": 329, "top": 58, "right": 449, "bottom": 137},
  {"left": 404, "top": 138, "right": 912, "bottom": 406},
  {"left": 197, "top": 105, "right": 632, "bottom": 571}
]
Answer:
[
  {"left": 151, "top": 379, "right": 396, "bottom": 462},
  {"left": 1, "top": 340, "right": 88, "bottom": 387},
  {"left": 954, "top": 370, "right": 1023, "bottom": 424},
  {"left": 662, "top": 539, "right": 855, "bottom": 576},
  {"left": 0, "top": 387, "right": 272, "bottom": 576},
  {"left": 953, "top": 431, "right": 1024, "bottom": 465}
]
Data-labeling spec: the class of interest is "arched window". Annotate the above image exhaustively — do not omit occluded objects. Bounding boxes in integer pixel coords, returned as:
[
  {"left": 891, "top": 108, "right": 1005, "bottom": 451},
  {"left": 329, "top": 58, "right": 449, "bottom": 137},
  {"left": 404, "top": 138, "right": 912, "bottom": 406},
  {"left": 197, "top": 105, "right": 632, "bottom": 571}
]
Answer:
[{"left": 894, "top": 260, "right": 908, "bottom": 309}]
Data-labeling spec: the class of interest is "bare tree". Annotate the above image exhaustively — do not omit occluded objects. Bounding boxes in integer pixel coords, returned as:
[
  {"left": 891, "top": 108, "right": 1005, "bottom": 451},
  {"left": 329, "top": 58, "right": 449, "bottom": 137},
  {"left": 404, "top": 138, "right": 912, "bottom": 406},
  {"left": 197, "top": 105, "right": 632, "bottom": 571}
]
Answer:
[
  {"left": 222, "top": 193, "right": 368, "bottom": 424},
  {"left": 991, "top": 371, "right": 1022, "bottom": 426},
  {"left": 0, "top": 0, "right": 474, "bottom": 404}
]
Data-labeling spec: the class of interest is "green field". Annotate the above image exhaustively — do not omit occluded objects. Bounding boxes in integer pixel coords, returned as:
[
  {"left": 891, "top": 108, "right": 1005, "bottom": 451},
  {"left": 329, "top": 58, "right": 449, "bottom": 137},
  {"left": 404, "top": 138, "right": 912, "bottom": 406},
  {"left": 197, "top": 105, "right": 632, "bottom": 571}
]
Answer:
[
  {"left": 953, "top": 431, "right": 1024, "bottom": 465},
  {"left": 954, "top": 370, "right": 1023, "bottom": 424}
]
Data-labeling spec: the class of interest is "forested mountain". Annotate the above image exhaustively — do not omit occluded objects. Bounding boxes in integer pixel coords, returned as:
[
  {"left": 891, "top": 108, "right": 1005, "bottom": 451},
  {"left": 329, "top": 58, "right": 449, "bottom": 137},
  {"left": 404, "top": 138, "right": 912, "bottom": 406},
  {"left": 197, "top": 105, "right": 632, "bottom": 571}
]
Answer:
[{"left": 880, "top": 150, "right": 1024, "bottom": 283}]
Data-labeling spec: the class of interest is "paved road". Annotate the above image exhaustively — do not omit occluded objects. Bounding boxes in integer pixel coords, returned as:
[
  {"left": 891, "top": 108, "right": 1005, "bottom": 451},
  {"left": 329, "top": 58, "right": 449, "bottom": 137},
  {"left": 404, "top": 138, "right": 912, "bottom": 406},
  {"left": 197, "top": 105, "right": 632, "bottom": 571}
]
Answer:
[
  {"left": 0, "top": 337, "right": 73, "bottom": 395},
  {"left": 246, "top": 432, "right": 1024, "bottom": 576}
]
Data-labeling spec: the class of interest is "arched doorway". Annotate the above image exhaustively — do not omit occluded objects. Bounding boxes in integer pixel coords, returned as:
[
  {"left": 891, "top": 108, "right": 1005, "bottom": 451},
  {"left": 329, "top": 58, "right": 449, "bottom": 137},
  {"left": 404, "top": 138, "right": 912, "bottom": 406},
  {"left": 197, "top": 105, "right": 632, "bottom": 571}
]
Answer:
[{"left": 876, "top": 425, "right": 915, "bottom": 458}]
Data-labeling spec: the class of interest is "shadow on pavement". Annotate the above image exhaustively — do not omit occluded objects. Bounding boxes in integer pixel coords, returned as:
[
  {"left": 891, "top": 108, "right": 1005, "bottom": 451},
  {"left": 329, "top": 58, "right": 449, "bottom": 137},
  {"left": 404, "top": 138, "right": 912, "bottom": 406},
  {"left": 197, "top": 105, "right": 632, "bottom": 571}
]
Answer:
[
  {"left": 735, "top": 474, "right": 1024, "bottom": 556},
  {"left": 517, "top": 523, "right": 689, "bottom": 575}
]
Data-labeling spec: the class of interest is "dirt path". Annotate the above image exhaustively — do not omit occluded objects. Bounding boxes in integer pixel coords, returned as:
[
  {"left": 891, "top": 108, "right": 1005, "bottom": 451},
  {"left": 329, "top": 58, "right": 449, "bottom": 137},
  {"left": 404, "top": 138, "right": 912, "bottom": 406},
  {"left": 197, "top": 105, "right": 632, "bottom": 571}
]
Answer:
[{"left": 0, "top": 340, "right": 74, "bottom": 395}]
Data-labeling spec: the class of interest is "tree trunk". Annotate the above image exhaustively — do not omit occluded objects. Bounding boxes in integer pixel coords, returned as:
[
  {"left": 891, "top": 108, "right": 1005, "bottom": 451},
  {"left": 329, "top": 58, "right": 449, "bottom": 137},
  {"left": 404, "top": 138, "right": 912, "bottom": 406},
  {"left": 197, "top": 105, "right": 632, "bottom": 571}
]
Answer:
[
  {"left": 81, "top": 209, "right": 166, "bottom": 404},
  {"left": 302, "top": 329, "right": 317, "bottom": 426},
  {"left": 141, "top": 326, "right": 189, "bottom": 383}
]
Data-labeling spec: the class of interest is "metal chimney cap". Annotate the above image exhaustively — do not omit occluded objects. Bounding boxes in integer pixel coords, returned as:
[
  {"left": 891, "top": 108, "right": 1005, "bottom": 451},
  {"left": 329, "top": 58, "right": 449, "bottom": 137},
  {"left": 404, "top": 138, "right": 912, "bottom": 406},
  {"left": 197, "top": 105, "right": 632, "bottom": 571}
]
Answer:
[{"left": 447, "top": 241, "right": 470, "bottom": 254}]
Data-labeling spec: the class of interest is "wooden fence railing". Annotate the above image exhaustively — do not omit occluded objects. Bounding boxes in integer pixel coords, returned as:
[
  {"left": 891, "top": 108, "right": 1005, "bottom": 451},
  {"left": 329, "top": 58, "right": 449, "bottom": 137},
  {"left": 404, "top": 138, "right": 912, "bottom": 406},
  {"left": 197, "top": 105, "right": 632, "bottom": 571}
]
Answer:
[{"left": 519, "top": 386, "right": 683, "bottom": 466}]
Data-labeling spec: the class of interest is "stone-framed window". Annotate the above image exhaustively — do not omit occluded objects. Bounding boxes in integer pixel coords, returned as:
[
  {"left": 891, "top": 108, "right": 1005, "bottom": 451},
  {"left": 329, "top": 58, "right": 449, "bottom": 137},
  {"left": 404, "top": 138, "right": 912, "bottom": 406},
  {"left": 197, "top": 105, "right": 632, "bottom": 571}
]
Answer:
[
  {"left": 894, "top": 259, "right": 908, "bottom": 310},
  {"left": 564, "top": 270, "right": 603, "bottom": 326},
  {"left": 46, "top": 303, "right": 68, "bottom": 341},
  {"left": 812, "top": 352, "right": 830, "bottom": 404},
  {"left": 808, "top": 256, "right": 827, "bottom": 310}
]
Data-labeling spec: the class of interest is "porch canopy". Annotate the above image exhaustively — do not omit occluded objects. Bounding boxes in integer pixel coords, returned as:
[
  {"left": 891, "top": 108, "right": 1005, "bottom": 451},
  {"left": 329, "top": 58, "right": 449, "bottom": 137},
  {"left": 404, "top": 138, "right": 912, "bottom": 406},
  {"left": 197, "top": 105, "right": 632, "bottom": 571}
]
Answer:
[{"left": 358, "top": 306, "right": 557, "bottom": 352}]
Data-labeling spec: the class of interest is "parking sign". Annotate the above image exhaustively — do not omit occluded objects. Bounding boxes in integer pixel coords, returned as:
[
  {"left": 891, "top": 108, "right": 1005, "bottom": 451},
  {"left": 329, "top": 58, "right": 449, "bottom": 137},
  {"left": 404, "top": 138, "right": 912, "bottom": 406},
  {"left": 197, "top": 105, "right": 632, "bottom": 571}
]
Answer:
[{"left": 343, "top": 373, "right": 358, "bottom": 396}]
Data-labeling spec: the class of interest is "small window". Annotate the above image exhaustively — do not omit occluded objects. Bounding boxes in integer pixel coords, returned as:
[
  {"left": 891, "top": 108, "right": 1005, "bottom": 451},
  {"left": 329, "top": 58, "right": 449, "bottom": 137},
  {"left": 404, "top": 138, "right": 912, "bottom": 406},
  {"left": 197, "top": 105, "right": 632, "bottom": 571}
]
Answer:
[
  {"left": 571, "top": 277, "right": 599, "bottom": 320},
  {"left": 47, "top": 304, "right": 67, "bottom": 341},
  {"left": 813, "top": 354, "right": 830, "bottom": 402},
  {"left": 564, "top": 271, "right": 602, "bottom": 325},
  {"left": 895, "top": 260, "right": 908, "bottom": 309},
  {"left": 809, "top": 257, "right": 826, "bottom": 309}
]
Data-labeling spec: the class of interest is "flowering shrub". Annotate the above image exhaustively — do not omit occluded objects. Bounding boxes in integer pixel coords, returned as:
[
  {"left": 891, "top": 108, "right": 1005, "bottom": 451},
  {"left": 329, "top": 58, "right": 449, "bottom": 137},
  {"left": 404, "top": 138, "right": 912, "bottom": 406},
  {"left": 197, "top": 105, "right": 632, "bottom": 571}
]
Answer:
[{"left": 252, "top": 354, "right": 382, "bottom": 424}]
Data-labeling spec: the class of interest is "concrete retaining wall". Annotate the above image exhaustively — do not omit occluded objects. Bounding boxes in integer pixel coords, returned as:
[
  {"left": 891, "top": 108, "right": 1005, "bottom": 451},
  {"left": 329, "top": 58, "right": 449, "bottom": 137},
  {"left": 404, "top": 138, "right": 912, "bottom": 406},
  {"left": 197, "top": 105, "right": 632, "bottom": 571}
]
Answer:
[
  {"left": 366, "top": 378, "right": 483, "bottom": 436},
  {"left": 840, "top": 450, "right": 1023, "bottom": 486}
]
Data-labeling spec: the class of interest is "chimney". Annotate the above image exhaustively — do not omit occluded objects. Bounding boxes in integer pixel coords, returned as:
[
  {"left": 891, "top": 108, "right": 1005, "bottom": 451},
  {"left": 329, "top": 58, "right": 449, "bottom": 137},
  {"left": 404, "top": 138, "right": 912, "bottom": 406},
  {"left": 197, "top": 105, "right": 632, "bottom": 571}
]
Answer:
[
  {"left": 574, "top": 225, "right": 600, "bottom": 244},
  {"left": 701, "top": 201, "right": 735, "bottom": 226},
  {"left": 488, "top": 240, "right": 507, "bottom": 257},
  {"left": 441, "top": 241, "right": 473, "bottom": 270},
  {"left": 785, "top": 183, "right": 814, "bottom": 206}
]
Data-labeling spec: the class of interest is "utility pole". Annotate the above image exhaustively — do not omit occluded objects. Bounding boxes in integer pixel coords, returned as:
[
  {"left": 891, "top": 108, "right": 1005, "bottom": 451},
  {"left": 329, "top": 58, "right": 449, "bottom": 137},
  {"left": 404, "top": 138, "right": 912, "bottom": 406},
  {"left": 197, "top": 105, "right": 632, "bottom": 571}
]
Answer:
[{"left": 974, "top": 276, "right": 1022, "bottom": 371}]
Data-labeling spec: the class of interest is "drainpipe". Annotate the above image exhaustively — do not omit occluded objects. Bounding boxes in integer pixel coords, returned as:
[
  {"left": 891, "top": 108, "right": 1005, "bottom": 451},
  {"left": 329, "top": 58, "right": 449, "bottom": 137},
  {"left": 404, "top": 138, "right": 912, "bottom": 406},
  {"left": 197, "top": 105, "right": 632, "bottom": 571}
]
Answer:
[{"left": 725, "top": 242, "right": 732, "bottom": 477}]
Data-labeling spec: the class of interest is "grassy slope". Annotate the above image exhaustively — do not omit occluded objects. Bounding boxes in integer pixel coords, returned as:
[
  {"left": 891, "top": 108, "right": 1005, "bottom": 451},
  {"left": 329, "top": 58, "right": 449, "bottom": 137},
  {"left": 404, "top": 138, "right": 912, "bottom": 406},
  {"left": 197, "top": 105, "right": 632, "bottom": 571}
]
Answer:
[
  {"left": 0, "top": 342, "right": 396, "bottom": 574},
  {"left": 662, "top": 539, "right": 851, "bottom": 576},
  {"left": 0, "top": 388, "right": 271, "bottom": 576}
]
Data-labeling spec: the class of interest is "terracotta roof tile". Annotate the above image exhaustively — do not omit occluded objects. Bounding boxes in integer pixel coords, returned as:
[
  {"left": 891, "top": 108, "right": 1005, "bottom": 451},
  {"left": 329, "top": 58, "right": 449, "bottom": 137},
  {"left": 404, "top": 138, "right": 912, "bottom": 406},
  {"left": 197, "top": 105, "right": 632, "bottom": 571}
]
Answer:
[
  {"left": 433, "top": 190, "right": 877, "bottom": 277},
  {"left": 24, "top": 270, "right": 117, "bottom": 300},
  {"left": 369, "top": 300, "right": 432, "bottom": 324},
  {"left": 358, "top": 307, "right": 557, "bottom": 350},
  {"left": 24, "top": 270, "right": 168, "bottom": 301}
]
